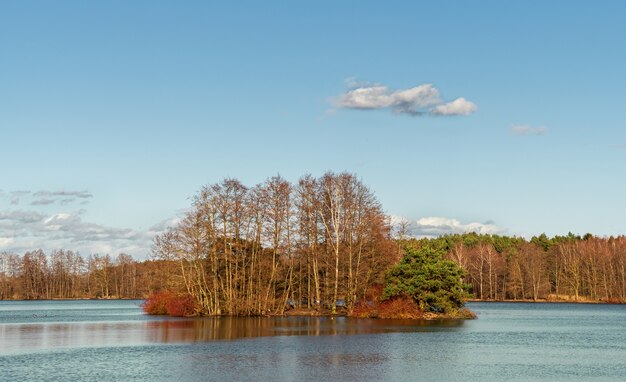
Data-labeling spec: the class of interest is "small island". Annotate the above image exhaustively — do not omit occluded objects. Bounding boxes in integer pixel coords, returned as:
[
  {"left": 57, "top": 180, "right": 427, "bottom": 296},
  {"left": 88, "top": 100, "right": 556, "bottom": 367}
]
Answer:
[{"left": 143, "top": 172, "right": 473, "bottom": 319}]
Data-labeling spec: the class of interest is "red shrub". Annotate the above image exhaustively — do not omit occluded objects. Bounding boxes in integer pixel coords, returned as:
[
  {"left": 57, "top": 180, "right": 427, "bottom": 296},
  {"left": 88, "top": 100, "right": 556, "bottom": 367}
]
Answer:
[
  {"left": 351, "top": 284, "right": 423, "bottom": 319},
  {"left": 142, "top": 291, "right": 198, "bottom": 316},
  {"left": 377, "top": 296, "right": 422, "bottom": 319},
  {"left": 165, "top": 294, "right": 198, "bottom": 317},
  {"left": 142, "top": 290, "right": 174, "bottom": 315}
]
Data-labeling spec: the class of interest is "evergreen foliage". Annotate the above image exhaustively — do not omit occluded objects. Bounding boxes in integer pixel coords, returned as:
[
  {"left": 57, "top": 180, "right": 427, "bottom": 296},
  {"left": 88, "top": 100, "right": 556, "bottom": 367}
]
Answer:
[{"left": 384, "top": 241, "right": 469, "bottom": 313}]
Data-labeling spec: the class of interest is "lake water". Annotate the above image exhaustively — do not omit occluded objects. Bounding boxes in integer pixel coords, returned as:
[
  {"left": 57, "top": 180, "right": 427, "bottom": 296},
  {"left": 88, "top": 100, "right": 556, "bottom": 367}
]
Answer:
[{"left": 1, "top": 300, "right": 625, "bottom": 381}]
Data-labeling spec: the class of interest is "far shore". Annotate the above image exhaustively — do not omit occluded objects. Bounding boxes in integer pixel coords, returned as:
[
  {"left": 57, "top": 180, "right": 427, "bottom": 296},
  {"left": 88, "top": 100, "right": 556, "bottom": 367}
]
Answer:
[
  {"left": 1, "top": 297, "right": 142, "bottom": 302},
  {"left": 467, "top": 298, "right": 624, "bottom": 305}
]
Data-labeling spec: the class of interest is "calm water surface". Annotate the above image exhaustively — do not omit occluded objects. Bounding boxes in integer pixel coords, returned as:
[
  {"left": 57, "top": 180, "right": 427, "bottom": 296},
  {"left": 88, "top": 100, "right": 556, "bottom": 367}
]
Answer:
[{"left": 1, "top": 300, "right": 625, "bottom": 381}]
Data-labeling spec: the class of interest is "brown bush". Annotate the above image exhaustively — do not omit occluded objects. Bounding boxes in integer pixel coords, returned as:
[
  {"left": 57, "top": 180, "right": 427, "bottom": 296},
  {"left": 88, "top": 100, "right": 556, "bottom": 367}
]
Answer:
[
  {"left": 351, "top": 291, "right": 423, "bottom": 319},
  {"left": 351, "top": 284, "right": 385, "bottom": 318},
  {"left": 351, "top": 300, "right": 379, "bottom": 318},
  {"left": 377, "top": 296, "right": 423, "bottom": 319}
]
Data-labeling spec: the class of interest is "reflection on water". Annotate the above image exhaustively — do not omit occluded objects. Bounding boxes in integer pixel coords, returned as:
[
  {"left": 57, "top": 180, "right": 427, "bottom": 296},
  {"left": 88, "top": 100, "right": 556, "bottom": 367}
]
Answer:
[
  {"left": 145, "top": 316, "right": 465, "bottom": 343},
  {"left": 2, "top": 301, "right": 626, "bottom": 381},
  {"left": 1, "top": 315, "right": 465, "bottom": 355}
]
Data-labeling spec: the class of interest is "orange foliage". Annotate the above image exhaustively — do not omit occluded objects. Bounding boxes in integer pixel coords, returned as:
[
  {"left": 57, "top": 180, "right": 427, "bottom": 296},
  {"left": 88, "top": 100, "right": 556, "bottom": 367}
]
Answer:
[
  {"left": 352, "top": 296, "right": 423, "bottom": 319},
  {"left": 165, "top": 294, "right": 198, "bottom": 316},
  {"left": 142, "top": 290, "right": 198, "bottom": 317},
  {"left": 376, "top": 297, "right": 423, "bottom": 319}
]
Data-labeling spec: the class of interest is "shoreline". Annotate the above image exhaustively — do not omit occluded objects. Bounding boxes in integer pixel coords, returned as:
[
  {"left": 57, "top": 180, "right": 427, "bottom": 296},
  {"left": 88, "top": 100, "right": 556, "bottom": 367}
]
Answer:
[
  {"left": 3, "top": 297, "right": 623, "bottom": 306},
  {"left": 0, "top": 297, "right": 142, "bottom": 302}
]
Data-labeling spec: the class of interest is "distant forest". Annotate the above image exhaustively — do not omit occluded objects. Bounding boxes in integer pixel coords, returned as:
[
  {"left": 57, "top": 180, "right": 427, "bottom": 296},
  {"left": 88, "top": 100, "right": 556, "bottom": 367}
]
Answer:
[
  {"left": 1, "top": 173, "right": 625, "bottom": 309},
  {"left": 0, "top": 250, "right": 161, "bottom": 300},
  {"left": 413, "top": 232, "right": 626, "bottom": 303}
]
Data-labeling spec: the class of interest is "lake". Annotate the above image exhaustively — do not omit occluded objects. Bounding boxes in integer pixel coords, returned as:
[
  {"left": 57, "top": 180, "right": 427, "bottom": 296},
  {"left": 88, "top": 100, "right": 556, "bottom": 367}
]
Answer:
[{"left": 1, "top": 300, "right": 625, "bottom": 381}]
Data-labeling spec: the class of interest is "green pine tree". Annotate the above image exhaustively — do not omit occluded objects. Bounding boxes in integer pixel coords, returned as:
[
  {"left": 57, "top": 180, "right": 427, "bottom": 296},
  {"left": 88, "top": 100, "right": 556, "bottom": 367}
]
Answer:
[{"left": 384, "top": 241, "right": 469, "bottom": 314}]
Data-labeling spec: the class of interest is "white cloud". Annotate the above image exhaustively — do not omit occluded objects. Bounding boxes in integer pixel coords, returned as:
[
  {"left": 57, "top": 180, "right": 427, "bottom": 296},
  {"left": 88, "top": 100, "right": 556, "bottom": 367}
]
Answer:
[
  {"left": 0, "top": 210, "right": 45, "bottom": 224},
  {"left": 2, "top": 191, "right": 30, "bottom": 206},
  {"left": 430, "top": 97, "right": 477, "bottom": 116},
  {"left": 44, "top": 212, "right": 82, "bottom": 231},
  {"left": 334, "top": 81, "right": 476, "bottom": 117},
  {"left": 336, "top": 85, "right": 393, "bottom": 109},
  {"left": 2, "top": 189, "right": 92, "bottom": 207},
  {"left": 148, "top": 217, "right": 183, "bottom": 233},
  {"left": 509, "top": 124, "right": 548, "bottom": 136},
  {"left": 31, "top": 198, "right": 56, "bottom": 206},
  {"left": 391, "top": 84, "right": 443, "bottom": 116},
  {"left": 1, "top": 189, "right": 164, "bottom": 257},
  {"left": 0, "top": 237, "right": 15, "bottom": 247},
  {"left": 33, "top": 190, "right": 92, "bottom": 199},
  {"left": 0, "top": 208, "right": 176, "bottom": 259},
  {"left": 391, "top": 215, "right": 505, "bottom": 238}
]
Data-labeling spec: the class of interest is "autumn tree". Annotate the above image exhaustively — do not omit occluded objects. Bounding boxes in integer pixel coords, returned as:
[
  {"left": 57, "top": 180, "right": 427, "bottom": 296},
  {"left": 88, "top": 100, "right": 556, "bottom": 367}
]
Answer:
[{"left": 150, "top": 172, "right": 395, "bottom": 316}]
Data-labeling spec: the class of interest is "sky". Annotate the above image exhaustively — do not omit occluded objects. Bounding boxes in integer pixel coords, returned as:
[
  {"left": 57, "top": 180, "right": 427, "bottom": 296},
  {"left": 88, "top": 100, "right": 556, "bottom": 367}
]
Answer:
[{"left": 1, "top": 1, "right": 625, "bottom": 259}]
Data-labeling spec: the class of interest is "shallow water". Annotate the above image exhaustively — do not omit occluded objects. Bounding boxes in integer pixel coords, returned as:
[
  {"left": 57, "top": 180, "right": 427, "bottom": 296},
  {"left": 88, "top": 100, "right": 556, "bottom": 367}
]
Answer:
[{"left": 1, "top": 300, "right": 625, "bottom": 381}]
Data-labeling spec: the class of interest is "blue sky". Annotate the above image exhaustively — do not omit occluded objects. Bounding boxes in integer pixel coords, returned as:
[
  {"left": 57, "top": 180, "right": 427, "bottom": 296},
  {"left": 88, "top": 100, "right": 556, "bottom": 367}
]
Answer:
[{"left": 1, "top": 1, "right": 625, "bottom": 258}]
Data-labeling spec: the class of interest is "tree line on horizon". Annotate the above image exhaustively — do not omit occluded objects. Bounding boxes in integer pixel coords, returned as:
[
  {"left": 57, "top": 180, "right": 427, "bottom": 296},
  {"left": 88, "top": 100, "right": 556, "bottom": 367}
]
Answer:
[
  {"left": 0, "top": 249, "right": 176, "bottom": 300},
  {"left": 426, "top": 232, "right": 626, "bottom": 303}
]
